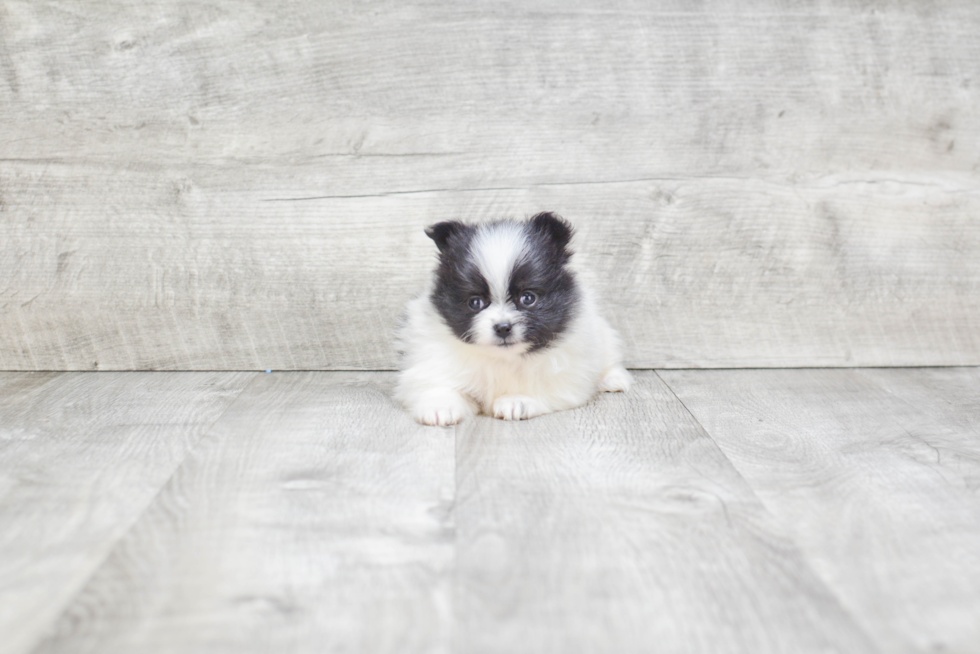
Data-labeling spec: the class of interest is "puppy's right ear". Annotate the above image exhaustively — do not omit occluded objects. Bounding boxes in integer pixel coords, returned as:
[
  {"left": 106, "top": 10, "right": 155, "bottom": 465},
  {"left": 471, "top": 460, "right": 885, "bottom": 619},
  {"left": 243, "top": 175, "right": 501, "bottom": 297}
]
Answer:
[{"left": 425, "top": 221, "right": 467, "bottom": 253}]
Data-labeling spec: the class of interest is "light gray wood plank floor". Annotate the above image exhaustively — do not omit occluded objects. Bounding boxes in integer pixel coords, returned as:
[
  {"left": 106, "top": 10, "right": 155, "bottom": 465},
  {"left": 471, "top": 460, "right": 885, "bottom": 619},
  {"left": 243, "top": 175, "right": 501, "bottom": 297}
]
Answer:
[
  {"left": 2, "top": 369, "right": 978, "bottom": 653},
  {"left": 0, "top": 371, "right": 256, "bottom": 654},
  {"left": 28, "top": 372, "right": 455, "bottom": 654},
  {"left": 660, "top": 367, "right": 980, "bottom": 654},
  {"left": 454, "top": 372, "right": 873, "bottom": 654}
]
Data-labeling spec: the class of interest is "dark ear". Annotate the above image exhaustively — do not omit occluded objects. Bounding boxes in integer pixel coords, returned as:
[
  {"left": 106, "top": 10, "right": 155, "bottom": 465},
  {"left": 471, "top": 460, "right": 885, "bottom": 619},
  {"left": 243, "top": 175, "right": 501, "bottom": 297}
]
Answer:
[
  {"left": 528, "top": 212, "right": 573, "bottom": 250},
  {"left": 425, "top": 220, "right": 468, "bottom": 253}
]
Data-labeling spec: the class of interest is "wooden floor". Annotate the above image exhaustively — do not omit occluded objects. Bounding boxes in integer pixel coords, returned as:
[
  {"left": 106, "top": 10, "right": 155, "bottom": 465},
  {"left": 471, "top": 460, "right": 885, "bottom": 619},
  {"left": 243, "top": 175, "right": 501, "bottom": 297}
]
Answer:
[{"left": 2, "top": 369, "right": 979, "bottom": 654}]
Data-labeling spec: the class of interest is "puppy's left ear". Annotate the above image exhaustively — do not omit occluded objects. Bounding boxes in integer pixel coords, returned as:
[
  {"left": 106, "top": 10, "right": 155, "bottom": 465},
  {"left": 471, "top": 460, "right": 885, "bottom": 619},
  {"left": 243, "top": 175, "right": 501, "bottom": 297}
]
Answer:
[
  {"left": 528, "top": 212, "right": 574, "bottom": 250},
  {"left": 425, "top": 221, "right": 468, "bottom": 253}
]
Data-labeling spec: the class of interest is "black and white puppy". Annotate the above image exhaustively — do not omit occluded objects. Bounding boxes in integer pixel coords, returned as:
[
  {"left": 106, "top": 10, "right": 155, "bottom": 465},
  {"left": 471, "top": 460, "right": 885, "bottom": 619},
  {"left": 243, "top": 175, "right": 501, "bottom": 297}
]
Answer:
[{"left": 395, "top": 212, "right": 631, "bottom": 426}]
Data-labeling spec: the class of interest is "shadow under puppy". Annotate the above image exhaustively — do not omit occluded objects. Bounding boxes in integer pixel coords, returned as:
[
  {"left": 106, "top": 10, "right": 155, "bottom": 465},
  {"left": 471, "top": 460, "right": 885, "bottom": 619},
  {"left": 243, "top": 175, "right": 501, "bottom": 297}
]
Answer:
[{"left": 395, "top": 212, "right": 631, "bottom": 426}]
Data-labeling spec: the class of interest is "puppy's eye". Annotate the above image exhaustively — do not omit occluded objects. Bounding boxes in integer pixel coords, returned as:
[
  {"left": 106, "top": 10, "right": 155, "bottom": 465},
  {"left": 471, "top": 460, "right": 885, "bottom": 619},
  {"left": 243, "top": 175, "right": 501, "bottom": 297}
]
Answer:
[
  {"left": 468, "top": 297, "right": 486, "bottom": 311},
  {"left": 519, "top": 291, "right": 537, "bottom": 307}
]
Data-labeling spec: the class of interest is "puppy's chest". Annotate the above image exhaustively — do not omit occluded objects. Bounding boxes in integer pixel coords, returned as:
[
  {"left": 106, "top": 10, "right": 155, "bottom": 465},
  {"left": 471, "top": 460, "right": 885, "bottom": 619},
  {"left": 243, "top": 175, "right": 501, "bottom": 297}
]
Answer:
[{"left": 462, "top": 355, "right": 562, "bottom": 407}]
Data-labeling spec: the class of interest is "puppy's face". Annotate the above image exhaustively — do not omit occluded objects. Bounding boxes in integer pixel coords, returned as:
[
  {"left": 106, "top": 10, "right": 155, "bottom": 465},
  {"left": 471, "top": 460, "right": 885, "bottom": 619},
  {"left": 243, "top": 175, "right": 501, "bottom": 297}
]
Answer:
[{"left": 426, "top": 213, "right": 580, "bottom": 354}]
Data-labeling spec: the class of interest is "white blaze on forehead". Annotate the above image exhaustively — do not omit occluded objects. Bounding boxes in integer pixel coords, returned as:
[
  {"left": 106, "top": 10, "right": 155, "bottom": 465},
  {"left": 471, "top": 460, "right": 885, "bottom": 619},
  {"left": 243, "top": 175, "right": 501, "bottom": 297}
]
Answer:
[{"left": 471, "top": 222, "right": 528, "bottom": 302}]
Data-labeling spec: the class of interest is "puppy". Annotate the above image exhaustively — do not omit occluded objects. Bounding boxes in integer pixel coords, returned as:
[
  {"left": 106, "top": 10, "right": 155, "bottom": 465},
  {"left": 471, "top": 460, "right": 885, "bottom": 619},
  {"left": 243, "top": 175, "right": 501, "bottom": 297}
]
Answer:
[{"left": 395, "top": 212, "right": 631, "bottom": 426}]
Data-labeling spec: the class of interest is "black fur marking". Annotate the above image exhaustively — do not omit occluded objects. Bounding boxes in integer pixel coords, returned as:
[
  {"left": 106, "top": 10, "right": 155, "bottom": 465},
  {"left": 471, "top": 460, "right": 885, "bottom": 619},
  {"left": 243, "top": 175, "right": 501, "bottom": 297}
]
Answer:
[
  {"left": 425, "top": 221, "right": 468, "bottom": 253},
  {"left": 426, "top": 214, "right": 580, "bottom": 351},
  {"left": 426, "top": 222, "right": 486, "bottom": 342},
  {"left": 511, "top": 214, "right": 579, "bottom": 352},
  {"left": 527, "top": 212, "right": 574, "bottom": 253}
]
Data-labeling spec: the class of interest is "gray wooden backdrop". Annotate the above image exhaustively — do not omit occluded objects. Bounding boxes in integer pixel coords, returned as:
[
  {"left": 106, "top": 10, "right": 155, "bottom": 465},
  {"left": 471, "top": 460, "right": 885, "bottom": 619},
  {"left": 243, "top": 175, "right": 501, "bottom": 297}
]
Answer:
[{"left": 2, "top": 0, "right": 978, "bottom": 370}]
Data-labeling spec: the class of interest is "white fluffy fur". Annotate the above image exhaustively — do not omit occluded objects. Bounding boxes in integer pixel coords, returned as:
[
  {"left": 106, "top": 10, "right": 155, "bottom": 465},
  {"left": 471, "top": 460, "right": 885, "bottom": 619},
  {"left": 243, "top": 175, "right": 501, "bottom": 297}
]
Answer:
[
  {"left": 467, "top": 222, "right": 531, "bottom": 351},
  {"left": 395, "top": 226, "right": 631, "bottom": 426}
]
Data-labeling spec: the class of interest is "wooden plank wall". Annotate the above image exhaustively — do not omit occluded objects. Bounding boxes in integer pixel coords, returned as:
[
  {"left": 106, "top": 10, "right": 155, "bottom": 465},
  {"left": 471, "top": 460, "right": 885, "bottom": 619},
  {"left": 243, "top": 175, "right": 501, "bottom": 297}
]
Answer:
[{"left": 2, "top": 0, "right": 978, "bottom": 370}]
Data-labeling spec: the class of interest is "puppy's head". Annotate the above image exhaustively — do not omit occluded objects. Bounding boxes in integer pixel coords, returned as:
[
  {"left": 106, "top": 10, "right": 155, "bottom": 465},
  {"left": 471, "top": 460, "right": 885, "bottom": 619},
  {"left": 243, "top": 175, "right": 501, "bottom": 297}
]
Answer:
[{"left": 425, "top": 212, "right": 580, "bottom": 354}]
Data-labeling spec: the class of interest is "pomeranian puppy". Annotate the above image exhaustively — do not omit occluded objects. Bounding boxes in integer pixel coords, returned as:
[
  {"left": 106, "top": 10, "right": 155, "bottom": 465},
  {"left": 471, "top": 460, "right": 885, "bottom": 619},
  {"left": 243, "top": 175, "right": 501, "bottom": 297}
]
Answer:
[{"left": 395, "top": 212, "right": 631, "bottom": 426}]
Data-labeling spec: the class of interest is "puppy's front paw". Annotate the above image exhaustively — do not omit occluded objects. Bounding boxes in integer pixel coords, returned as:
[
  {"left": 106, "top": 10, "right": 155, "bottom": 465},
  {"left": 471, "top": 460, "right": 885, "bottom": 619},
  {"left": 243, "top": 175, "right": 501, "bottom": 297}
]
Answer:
[
  {"left": 411, "top": 391, "right": 473, "bottom": 427},
  {"left": 492, "top": 395, "right": 549, "bottom": 421},
  {"left": 599, "top": 366, "right": 632, "bottom": 393},
  {"left": 417, "top": 407, "right": 465, "bottom": 427}
]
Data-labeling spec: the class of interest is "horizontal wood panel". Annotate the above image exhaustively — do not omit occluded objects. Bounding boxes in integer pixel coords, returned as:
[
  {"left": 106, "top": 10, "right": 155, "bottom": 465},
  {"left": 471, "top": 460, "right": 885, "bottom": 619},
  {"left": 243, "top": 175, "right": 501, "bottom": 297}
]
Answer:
[
  {"left": 2, "top": 0, "right": 979, "bottom": 369},
  {"left": 2, "top": 163, "right": 978, "bottom": 369},
  {"left": 1, "top": 1, "right": 977, "bottom": 177}
]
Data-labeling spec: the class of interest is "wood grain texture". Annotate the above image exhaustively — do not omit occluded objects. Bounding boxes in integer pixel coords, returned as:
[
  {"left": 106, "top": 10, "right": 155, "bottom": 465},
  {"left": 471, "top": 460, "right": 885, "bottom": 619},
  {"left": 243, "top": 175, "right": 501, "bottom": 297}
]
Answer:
[
  {"left": 454, "top": 371, "right": 876, "bottom": 654},
  {"left": 5, "top": 369, "right": 979, "bottom": 652},
  {"left": 0, "top": 371, "right": 254, "bottom": 654},
  {"left": 2, "top": 0, "right": 980, "bottom": 370},
  {"left": 1, "top": 1, "right": 977, "bottom": 174},
  {"left": 2, "top": 165, "right": 978, "bottom": 370},
  {"left": 659, "top": 368, "right": 980, "bottom": 654},
  {"left": 31, "top": 372, "right": 455, "bottom": 654},
  {"left": 860, "top": 367, "right": 980, "bottom": 461}
]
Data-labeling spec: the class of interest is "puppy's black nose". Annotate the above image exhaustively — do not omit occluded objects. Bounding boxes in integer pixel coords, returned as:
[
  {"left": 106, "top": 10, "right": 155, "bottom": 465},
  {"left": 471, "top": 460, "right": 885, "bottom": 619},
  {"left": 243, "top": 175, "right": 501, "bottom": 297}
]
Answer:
[{"left": 493, "top": 322, "right": 512, "bottom": 337}]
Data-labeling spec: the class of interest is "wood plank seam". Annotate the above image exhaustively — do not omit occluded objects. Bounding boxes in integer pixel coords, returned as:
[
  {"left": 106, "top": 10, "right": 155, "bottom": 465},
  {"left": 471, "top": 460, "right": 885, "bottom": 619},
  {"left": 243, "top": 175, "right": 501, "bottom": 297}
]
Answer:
[
  {"left": 657, "top": 367, "right": 980, "bottom": 652},
  {"left": 651, "top": 368, "right": 887, "bottom": 646},
  {"left": 17, "top": 373, "right": 262, "bottom": 654}
]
